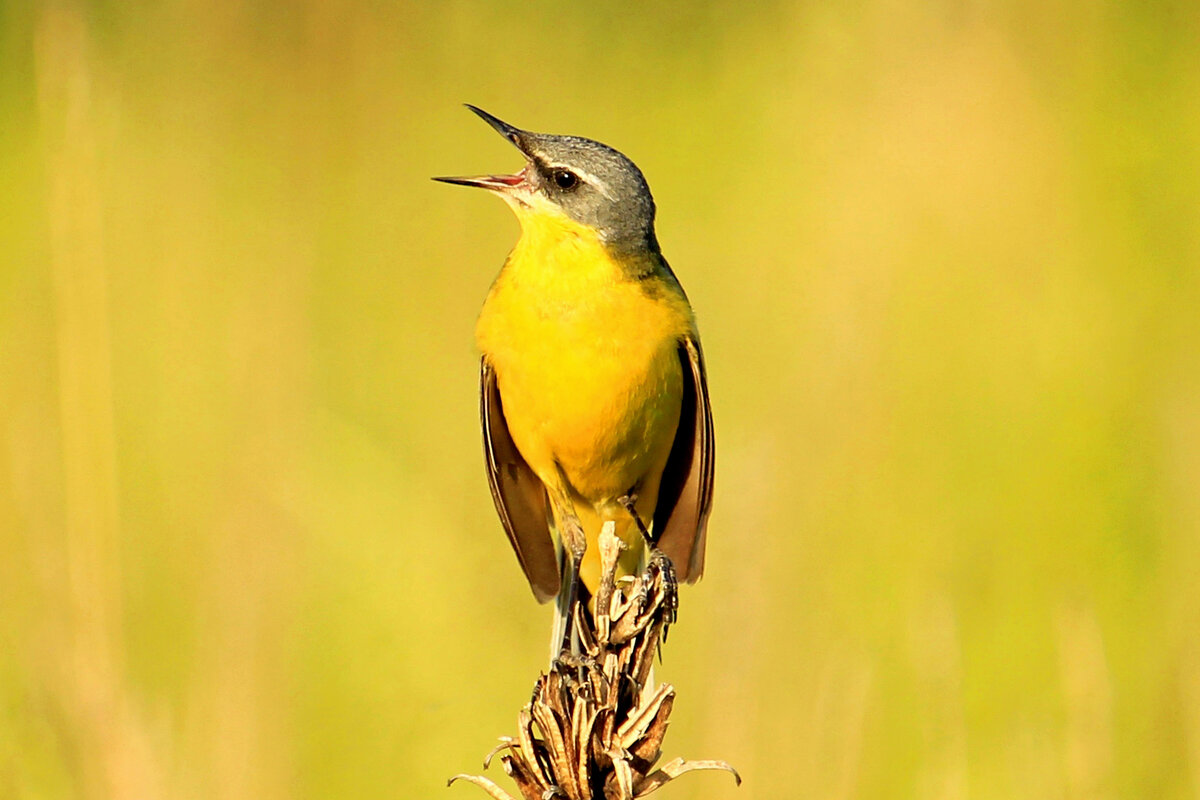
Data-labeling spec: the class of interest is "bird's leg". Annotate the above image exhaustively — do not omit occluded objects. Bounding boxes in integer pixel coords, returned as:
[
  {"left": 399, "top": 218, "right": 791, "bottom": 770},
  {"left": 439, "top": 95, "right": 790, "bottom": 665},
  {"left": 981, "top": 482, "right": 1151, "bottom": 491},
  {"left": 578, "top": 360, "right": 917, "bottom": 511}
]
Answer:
[
  {"left": 617, "top": 492, "right": 678, "bottom": 629},
  {"left": 617, "top": 491, "right": 653, "bottom": 545}
]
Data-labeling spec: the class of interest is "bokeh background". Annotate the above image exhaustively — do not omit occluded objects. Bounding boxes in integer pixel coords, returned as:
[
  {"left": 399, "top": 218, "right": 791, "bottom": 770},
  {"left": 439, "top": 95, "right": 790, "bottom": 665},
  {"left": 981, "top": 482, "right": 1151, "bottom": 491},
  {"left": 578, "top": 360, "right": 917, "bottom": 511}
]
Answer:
[{"left": 3, "top": 1, "right": 1199, "bottom": 798}]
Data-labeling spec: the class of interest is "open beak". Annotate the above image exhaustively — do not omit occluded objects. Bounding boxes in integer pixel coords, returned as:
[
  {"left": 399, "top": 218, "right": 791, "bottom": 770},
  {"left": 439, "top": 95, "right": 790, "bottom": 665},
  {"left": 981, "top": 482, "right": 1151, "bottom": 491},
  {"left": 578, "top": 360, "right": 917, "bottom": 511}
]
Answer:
[
  {"left": 431, "top": 171, "right": 527, "bottom": 191},
  {"left": 433, "top": 105, "right": 533, "bottom": 192}
]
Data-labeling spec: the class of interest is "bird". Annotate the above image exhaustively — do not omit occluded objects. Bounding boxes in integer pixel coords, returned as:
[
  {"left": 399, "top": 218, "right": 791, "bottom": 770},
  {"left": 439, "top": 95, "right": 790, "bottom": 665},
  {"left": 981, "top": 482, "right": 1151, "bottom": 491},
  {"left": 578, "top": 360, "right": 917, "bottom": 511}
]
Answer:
[{"left": 435, "top": 106, "right": 713, "bottom": 649}]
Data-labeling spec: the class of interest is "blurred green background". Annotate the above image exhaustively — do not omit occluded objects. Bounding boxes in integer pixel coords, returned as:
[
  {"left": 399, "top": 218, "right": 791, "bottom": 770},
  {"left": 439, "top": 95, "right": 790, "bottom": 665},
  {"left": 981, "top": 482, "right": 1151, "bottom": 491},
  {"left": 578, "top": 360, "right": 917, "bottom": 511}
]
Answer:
[{"left": 2, "top": 1, "right": 1199, "bottom": 798}]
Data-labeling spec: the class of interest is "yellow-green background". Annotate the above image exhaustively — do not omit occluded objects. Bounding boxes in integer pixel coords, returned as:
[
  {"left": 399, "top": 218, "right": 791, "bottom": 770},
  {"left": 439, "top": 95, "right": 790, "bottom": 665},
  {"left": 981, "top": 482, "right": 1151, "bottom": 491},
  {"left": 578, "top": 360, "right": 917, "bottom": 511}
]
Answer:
[{"left": 2, "top": 1, "right": 1198, "bottom": 798}]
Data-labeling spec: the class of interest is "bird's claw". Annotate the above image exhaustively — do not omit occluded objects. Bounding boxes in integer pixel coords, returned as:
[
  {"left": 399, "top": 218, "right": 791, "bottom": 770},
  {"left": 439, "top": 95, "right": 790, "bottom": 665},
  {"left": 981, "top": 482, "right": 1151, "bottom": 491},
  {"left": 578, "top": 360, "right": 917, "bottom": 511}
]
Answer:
[{"left": 647, "top": 548, "right": 679, "bottom": 630}]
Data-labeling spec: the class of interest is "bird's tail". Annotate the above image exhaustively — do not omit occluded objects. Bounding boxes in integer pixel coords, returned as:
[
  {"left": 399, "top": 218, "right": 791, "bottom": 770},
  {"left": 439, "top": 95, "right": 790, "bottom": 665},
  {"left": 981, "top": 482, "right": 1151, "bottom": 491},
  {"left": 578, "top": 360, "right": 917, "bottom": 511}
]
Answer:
[{"left": 549, "top": 544, "right": 573, "bottom": 663}]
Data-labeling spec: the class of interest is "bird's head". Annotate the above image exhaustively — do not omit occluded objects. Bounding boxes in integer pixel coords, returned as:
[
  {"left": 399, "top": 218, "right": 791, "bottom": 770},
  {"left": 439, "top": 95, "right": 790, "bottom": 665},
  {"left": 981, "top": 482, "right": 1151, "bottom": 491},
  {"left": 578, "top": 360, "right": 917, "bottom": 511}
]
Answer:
[{"left": 435, "top": 105, "right": 659, "bottom": 255}]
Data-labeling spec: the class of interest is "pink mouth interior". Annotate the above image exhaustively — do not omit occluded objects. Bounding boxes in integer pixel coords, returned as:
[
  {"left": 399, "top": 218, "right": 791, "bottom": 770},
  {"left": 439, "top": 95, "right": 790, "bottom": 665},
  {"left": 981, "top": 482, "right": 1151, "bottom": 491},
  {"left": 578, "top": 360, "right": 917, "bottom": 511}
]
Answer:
[{"left": 492, "top": 173, "right": 525, "bottom": 186}]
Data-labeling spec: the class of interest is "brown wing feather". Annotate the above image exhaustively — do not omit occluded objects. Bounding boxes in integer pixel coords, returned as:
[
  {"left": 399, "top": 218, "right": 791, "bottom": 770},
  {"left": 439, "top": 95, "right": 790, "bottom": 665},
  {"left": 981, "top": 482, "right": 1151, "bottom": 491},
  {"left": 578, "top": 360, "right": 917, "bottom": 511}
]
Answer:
[
  {"left": 652, "top": 334, "right": 714, "bottom": 582},
  {"left": 481, "top": 358, "right": 560, "bottom": 602}
]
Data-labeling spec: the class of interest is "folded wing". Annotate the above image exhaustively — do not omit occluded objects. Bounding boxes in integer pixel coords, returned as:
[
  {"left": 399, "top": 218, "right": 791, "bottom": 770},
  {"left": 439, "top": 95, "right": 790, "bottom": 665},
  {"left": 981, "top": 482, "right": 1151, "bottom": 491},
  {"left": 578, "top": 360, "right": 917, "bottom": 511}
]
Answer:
[
  {"left": 652, "top": 334, "right": 715, "bottom": 582},
  {"left": 481, "top": 358, "right": 560, "bottom": 602}
]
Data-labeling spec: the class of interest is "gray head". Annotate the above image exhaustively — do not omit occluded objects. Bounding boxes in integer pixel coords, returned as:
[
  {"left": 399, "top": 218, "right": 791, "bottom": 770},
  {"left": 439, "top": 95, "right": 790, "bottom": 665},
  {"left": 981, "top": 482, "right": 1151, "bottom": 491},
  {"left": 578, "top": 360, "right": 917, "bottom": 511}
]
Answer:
[{"left": 434, "top": 105, "right": 659, "bottom": 254}]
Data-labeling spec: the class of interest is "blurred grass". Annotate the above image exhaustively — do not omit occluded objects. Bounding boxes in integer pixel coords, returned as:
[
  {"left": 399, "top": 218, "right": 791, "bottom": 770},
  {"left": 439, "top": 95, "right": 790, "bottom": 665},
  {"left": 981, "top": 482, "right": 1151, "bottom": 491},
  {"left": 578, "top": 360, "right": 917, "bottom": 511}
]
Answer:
[{"left": 2, "top": 1, "right": 1198, "bottom": 798}]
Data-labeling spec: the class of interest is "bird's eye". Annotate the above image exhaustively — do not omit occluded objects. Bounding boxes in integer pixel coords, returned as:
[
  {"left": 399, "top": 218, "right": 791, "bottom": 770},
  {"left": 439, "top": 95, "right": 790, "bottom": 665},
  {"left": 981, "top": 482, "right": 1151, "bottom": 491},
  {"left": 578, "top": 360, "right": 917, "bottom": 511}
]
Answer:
[{"left": 551, "top": 169, "right": 579, "bottom": 191}]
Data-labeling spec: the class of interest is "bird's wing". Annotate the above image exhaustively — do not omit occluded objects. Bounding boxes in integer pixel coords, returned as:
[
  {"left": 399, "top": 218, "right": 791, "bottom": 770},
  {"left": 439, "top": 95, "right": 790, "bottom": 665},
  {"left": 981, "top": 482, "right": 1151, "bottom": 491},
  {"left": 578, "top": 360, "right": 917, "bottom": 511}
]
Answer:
[
  {"left": 480, "top": 357, "right": 560, "bottom": 602},
  {"left": 652, "top": 333, "right": 715, "bottom": 582}
]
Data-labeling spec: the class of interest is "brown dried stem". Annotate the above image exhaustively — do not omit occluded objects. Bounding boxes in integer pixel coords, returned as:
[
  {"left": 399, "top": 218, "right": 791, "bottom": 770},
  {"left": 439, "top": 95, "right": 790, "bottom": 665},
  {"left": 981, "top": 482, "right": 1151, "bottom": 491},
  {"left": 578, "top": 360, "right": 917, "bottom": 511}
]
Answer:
[{"left": 450, "top": 523, "right": 739, "bottom": 800}]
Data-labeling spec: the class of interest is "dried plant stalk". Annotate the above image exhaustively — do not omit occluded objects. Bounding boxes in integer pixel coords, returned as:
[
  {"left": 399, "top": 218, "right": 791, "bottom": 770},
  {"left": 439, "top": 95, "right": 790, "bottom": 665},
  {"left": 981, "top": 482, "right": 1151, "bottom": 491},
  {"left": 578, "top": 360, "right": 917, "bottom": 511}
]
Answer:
[{"left": 450, "top": 524, "right": 740, "bottom": 800}]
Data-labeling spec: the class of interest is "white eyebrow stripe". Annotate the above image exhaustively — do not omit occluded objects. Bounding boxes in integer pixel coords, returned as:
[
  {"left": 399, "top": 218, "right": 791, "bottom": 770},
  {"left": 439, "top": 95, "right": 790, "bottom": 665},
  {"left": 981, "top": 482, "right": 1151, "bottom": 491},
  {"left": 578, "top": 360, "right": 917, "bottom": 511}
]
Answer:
[{"left": 548, "top": 163, "right": 615, "bottom": 201}]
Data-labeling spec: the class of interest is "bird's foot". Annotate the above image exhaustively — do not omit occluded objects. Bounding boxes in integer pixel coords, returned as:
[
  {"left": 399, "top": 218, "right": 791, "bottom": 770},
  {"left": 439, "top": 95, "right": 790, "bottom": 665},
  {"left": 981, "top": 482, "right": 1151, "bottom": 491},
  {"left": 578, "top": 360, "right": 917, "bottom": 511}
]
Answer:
[
  {"left": 646, "top": 548, "right": 679, "bottom": 634},
  {"left": 550, "top": 650, "right": 601, "bottom": 698}
]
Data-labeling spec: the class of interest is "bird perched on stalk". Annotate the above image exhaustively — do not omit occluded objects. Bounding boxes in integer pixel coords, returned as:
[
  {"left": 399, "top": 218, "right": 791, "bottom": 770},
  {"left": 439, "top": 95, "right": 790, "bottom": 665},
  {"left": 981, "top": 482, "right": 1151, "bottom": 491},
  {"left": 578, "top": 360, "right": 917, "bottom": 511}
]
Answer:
[{"left": 435, "top": 106, "right": 714, "bottom": 650}]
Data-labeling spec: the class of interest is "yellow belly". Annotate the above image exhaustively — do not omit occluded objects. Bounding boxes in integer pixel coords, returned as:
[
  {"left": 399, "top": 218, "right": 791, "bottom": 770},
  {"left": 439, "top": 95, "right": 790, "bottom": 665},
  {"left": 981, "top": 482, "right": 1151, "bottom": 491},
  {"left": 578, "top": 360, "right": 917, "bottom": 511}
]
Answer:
[
  {"left": 476, "top": 213, "right": 693, "bottom": 589},
  {"left": 497, "top": 319, "right": 682, "bottom": 490}
]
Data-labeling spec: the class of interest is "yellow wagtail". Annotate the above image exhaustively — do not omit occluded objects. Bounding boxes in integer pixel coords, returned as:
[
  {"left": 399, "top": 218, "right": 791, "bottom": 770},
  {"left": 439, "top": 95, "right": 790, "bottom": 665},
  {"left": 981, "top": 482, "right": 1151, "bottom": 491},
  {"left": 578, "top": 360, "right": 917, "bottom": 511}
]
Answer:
[{"left": 435, "top": 106, "right": 713, "bottom": 645}]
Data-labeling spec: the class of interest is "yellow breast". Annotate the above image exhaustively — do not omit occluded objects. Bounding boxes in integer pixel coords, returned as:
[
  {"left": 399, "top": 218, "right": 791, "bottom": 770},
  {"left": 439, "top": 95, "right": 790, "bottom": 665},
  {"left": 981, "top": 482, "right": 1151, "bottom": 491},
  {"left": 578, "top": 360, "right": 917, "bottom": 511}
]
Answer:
[{"left": 476, "top": 210, "right": 692, "bottom": 506}]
